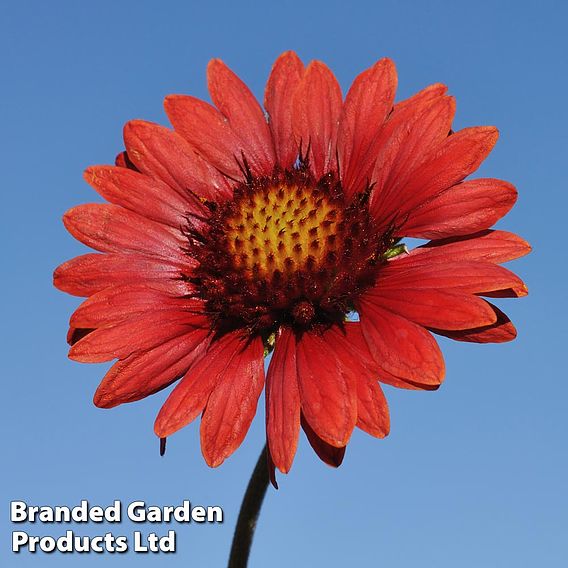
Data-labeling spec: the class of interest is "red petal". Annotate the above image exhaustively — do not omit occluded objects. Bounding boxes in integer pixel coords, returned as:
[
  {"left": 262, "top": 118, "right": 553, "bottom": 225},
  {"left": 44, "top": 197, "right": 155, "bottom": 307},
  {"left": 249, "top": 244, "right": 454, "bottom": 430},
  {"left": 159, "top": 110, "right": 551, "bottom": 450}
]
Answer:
[
  {"left": 154, "top": 331, "right": 251, "bottom": 438},
  {"left": 301, "top": 414, "right": 346, "bottom": 467},
  {"left": 266, "top": 447, "right": 279, "bottom": 489},
  {"left": 433, "top": 303, "right": 517, "bottom": 344},
  {"left": 337, "top": 58, "right": 397, "bottom": 199},
  {"left": 379, "top": 259, "right": 528, "bottom": 298},
  {"left": 208, "top": 59, "right": 275, "bottom": 175},
  {"left": 63, "top": 204, "right": 185, "bottom": 261},
  {"left": 69, "top": 310, "right": 206, "bottom": 363},
  {"left": 348, "top": 83, "right": 449, "bottom": 195},
  {"left": 402, "top": 178, "right": 517, "bottom": 239},
  {"left": 94, "top": 328, "right": 211, "bottom": 408},
  {"left": 264, "top": 51, "right": 304, "bottom": 168},
  {"left": 321, "top": 323, "right": 378, "bottom": 383},
  {"left": 358, "top": 298, "right": 445, "bottom": 388},
  {"left": 266, "top": 327, "right": 300, "bottom": 474},
  {"left": 84, "top": 165, "right": 203, "bottom": 228},
  {"left": 367, "top": 288, "right": 497, "bottom": 330},
  {"left": 320, "top": 324, "right": 390, "bottom": 438},
  {"left": 296, "top": 330, "right": 357, "bottom": 448},
  {"left": 334, "top": 321, "right": 430, "bottom": 391},
  {"left": 292, "top": 61, "right": 342, "bottom": 178},
  {"left": 200, "top": 335, "right": 265, "bottom": 467},
  {"left": 370, "top": 96, "right": 456, "bottom": 218},
  {"left": 53, "top": 253, "right": 194, "bottom": 297},
  {"left": 381, "top": 127, "right": 499, "bottom": 228},
  {"left": 410, "top": 230, "right": 532, "bottom": 264},
  {"left": 164, "top": 94, "right": 245, "bottom": 180},
  {"left": 394, "top": 83, "right": 448, "bottom": 111},
  {"left": 115, "top": 151, "right": 138, "bottom": 170},
  {"left": 356, "top": 377, "right": 390, "bottom": 438},
  {"left": 70, "top": 283, "right": 199, "bottom": 328},
  {"left": 123, "top": 120, "right": 233, "bottom": 201}
]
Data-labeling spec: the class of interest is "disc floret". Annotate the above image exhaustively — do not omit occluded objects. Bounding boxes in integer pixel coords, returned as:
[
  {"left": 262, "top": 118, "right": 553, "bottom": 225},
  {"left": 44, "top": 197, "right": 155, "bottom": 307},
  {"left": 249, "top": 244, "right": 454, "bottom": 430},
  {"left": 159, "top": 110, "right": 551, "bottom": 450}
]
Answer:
[{"left": 185, "top": 166, "right": 392, "bottom": 337}]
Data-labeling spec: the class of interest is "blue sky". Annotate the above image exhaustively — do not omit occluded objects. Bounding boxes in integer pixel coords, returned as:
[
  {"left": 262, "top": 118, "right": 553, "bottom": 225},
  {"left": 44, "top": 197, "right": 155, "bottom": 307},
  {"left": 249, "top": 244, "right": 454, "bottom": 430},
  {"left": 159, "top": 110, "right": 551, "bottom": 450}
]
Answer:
[{"left": 1, "top": 0, "right": 566, "bottom": 566}]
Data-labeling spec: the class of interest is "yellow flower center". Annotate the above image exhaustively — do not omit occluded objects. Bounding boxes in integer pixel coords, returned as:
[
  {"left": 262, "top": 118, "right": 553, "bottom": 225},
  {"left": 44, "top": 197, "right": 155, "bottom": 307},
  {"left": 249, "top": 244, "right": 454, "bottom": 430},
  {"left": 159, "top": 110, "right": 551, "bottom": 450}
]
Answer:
[
  {"left": 184, "top": 167, "right": 387, "bottom": 334},
  {"left": 224, "top": 184, "right": 342, "bottom": 280}
]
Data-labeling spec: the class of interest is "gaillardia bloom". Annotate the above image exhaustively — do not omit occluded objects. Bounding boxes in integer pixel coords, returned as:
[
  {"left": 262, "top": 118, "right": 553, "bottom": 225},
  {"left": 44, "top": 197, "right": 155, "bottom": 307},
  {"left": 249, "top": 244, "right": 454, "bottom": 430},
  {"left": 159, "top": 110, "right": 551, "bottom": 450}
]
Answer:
[{"left": 55, "top": 51, "right": 529, "bottom": 476}]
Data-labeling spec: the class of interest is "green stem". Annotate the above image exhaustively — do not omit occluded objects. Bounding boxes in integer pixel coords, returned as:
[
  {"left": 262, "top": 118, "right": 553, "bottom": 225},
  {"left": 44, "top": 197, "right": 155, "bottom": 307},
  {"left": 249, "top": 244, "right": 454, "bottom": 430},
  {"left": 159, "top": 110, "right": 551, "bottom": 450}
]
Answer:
[{"left": 227, "top": 445, "right": 269, "bottom": 568}]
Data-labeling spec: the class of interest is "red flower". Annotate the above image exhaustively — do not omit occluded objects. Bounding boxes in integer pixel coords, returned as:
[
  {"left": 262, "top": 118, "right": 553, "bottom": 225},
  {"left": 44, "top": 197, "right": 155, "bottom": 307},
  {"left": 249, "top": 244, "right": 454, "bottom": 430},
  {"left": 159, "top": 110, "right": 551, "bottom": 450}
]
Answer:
[{"left": 54, "top": 52, "right": 529, "bottom": 476}]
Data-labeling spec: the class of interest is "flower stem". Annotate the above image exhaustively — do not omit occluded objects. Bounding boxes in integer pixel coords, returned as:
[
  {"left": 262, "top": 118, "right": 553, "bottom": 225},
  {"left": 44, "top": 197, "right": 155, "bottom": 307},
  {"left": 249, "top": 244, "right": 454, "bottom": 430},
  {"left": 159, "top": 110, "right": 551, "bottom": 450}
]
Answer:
[{"left": 227, "top": 444, "right": 269, "bottom": 568}]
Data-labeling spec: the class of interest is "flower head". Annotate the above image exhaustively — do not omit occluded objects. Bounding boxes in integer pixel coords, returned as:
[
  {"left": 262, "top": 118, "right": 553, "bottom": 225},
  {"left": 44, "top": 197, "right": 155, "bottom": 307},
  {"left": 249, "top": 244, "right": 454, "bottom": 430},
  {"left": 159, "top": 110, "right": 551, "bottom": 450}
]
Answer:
[{"left": 54, "top": 52, "right": 529, "bottom": 477}]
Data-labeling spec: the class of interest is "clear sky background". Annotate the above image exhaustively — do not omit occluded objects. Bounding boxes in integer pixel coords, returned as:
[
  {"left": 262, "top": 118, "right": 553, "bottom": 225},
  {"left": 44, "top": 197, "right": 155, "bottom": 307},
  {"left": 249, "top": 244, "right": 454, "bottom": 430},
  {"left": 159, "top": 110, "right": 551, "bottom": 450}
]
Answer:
[{"left": 1, "top": 1, "right": 566, "bottom": 566}]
